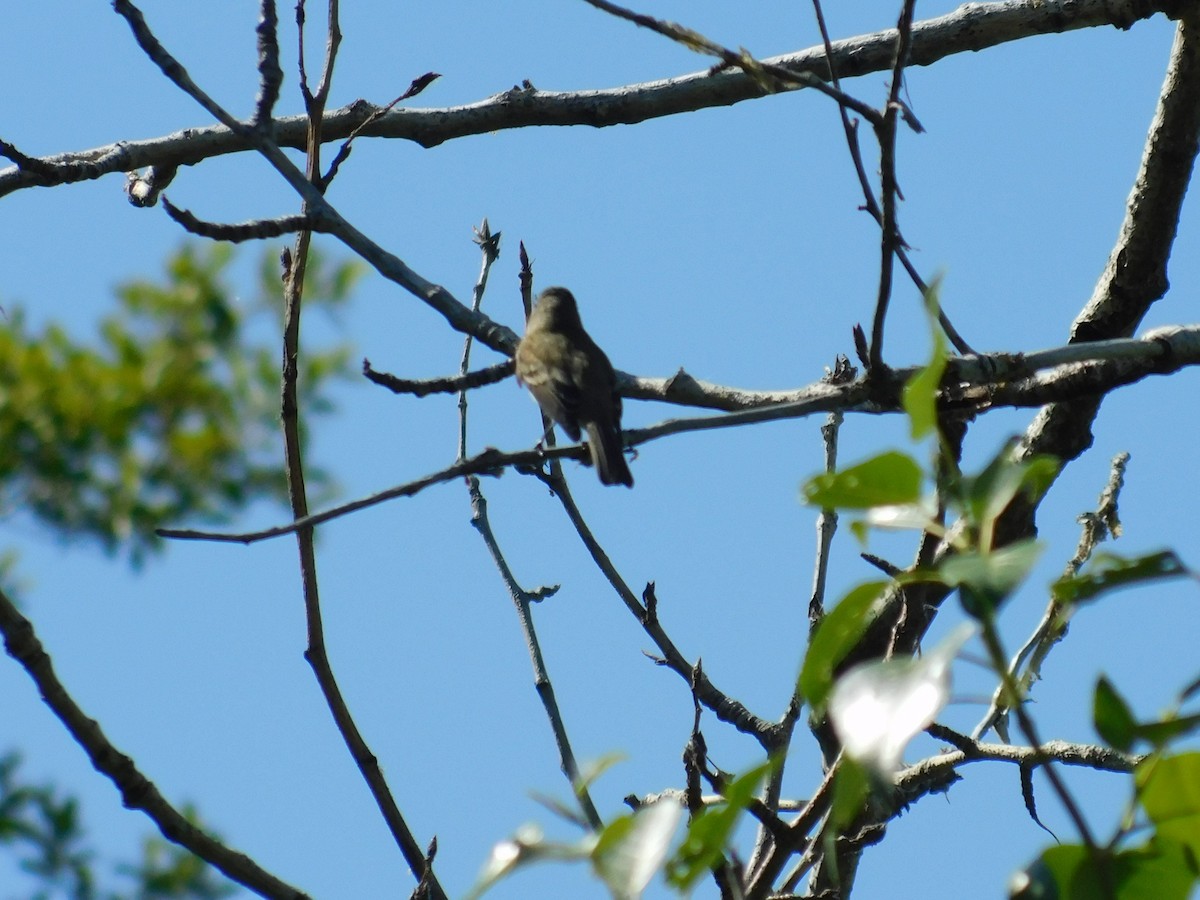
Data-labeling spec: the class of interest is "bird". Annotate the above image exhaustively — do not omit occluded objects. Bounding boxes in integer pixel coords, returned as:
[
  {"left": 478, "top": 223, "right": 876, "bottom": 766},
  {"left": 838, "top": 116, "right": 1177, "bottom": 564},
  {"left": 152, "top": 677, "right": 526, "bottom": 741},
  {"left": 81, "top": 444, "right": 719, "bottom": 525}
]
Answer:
[{"left": 515, "top": 286, "right": 634, "bottom": 487}]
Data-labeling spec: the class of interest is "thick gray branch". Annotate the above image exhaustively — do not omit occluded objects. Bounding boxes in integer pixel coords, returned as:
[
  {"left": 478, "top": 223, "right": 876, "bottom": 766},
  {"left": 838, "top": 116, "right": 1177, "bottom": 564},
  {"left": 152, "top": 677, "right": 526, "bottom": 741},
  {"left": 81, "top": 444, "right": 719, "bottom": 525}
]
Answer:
[
  {"left": 0, "top": 0, "right": 1180, "bottom": 198},
  {"left": 1021, "top": 7, "right": 1200, "bottom": 466}
]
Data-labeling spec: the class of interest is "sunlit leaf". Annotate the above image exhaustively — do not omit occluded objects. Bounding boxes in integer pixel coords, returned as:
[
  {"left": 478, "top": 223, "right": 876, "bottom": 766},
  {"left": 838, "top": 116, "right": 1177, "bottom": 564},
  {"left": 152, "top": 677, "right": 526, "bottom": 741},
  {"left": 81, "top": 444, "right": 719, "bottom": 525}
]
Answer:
[
  {"left": 1137, "top": 753, "right": 1200, "bottom": 861},
  {"left": 465, "top": 825, "right": 592, "bottom": 900},
  {"left": 593, "top": 799, "right": 683, "bottom": 899},
  {"left": 802, "top": 451, "right": 923, "bottom": 509},
  {"left": 862, "top": 499, "right": 939, "bottom": 532},
  {"left": 829, "top": 624, "right": 975, "bottom": 774}
]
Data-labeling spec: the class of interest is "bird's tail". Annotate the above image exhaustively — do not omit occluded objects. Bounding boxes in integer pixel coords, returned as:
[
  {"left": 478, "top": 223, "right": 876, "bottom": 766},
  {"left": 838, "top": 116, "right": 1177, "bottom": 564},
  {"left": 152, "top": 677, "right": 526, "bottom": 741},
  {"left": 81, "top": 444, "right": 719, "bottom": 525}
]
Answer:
[{"left": 586, "top": 421, "right": 634, "bottom": 487}]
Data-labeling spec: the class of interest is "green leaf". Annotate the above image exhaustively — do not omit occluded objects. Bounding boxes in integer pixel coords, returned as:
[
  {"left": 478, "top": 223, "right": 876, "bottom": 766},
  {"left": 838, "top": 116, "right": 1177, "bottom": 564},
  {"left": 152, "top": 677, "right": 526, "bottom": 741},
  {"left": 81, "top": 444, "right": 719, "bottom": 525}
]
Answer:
[
  {"left": 959, "top": 443, "right": 1059, "bottom": 536},
  {"left": 799, "top": 582, "right": 889, "bottom": 710},
  {"left": 902, "top": 277, "right": 948, "bottom": 440},
  {"left": 1011, "top": 845, "right": 1098, "bottom": 900},
  {"left": 802, "top": 451, "right": 923, "bottom": 510},
  {"left": 1130, "top": 713, "right": 1200, "bottom": 749},
  {"left": 1052, "top": 551, "right": 1190, "bottom": 606},
  {"left": 665, "top": 761, "right": 773, "bottom": 892},
  {"left": 1093, "top": 676, "right": 1137, "bottom": 752},
  {"left": 1137, "top": 753, "right": 1200, "bottom": 862},
  {"left": 937, "top": 539, "right": 1044, "bottom": 617},
  {"left": 829, "top": 758, "right": 870, "bottom": 831},
  {"left": 1111, "top": 837, "right": 1198, "bottom": 900}
]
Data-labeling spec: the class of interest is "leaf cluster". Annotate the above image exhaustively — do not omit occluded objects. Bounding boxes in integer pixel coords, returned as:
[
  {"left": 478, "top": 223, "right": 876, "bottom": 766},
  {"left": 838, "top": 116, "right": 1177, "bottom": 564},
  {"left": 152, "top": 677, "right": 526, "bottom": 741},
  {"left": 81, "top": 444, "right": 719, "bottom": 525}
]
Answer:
[
  {"left": 0, "top": 752, "right": 235, "bottom": 899},
  {"left": 0, "top": 243, "right": 360, "bottom": 562}
]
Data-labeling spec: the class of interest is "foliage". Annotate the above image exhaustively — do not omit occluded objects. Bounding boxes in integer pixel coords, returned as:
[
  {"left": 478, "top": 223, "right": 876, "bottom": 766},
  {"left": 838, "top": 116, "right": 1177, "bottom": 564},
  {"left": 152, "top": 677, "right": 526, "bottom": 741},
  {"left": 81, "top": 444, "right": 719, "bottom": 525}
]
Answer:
[
  {"left": 0, "top": 753, "right": 235, "bottom": 899},
  {"left": 0, "top": 243, "right": 359, "bottom": 563}
]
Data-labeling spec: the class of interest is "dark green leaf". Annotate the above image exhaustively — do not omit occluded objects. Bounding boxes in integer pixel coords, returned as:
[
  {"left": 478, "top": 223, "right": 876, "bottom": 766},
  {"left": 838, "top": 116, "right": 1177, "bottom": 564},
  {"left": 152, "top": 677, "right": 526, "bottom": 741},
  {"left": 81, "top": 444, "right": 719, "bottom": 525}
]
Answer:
[
  {"left": 799, "top": 581, "right": 889, "bottom": 710},
  {"left": 1112, "top": 837, "right": 1198, "bottom": 900},
  {"left": 960, "top": 443, "right": 1059, "bottom": 533},
  {"left": 829, "top": 758, "right": 870, "bottom": 831},
  {"left": 1052, "top": 551, "right": 1189, "bottom": 606},
  {"left": 666, "top": 760, "right": 773, "bottom": 891},
  {"left": 1093, "top": 676, "right": 1137, "bottom": 752},
  {"left": 1011, "top": 845, "right": 1098, "bottom": 900},
  {"left": 1131, "top": 713, "right": 1200, "bottom": 749},
  {"left": 902, "top": 278, "right": 948, "bottom": 440}
]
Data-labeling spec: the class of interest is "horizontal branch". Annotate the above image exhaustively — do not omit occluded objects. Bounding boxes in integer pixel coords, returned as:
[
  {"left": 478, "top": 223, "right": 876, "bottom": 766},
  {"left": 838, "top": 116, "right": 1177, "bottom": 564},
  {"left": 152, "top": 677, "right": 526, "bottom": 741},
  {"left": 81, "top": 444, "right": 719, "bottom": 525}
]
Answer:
[
  {"left": 898, "top": 737, "right": 1142, "bottom": 802},
  {"left": 627, "top": 322, "right": 1200, "bottom": 421},
  {"left": 363, "top": 357, "right": 514, "bottom": 396},
  {"left": 156, "top": 443, "right": 589, "bottom": 543},
  {"left": 162, "top": 197, "right": 324, "bottom": 242},
  {"left": 0, "top": 0, "right": 1179, "bottom": 198},
  {"left": 160, "top": 323, "right": 1200, "bottom": 546}
]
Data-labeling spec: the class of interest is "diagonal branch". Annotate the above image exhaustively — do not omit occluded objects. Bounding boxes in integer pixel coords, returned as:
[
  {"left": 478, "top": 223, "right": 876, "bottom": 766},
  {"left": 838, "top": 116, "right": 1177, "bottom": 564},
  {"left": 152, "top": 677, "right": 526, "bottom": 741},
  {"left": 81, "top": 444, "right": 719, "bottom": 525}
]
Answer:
[
  {"left": 0, "top": 585, "right": 310, "bottom": 900},
  {"left": 456, "top": 224, "right": 604, "bottom": 831},
  {"left": 252, "top": 2, "right": 447, "bottom": 895},
  {"left": 1019, "top": 7, "right": 1200, "bottom": 475},
  {"left": 867, "top": 0, "right": 917, "bottom": 373},
  {"left": 110, "top": 0, "right": 518, "bottom": 359}
]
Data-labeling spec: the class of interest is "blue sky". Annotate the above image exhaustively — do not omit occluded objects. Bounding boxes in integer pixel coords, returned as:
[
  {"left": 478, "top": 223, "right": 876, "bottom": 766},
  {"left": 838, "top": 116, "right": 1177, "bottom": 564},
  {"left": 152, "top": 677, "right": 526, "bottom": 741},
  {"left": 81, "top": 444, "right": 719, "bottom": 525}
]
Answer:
[{"left": 2, "top": 2, "right": 1197, "bottom": 898}]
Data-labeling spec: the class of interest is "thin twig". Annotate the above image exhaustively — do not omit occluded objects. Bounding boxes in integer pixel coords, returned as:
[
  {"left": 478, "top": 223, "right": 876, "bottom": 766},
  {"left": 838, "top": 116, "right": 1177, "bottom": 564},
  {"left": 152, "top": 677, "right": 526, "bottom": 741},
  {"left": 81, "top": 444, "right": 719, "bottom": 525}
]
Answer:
[
  {"left": 458, "top": 220, "right": 502, "bottom": 459},
  {"left": 467, "top": 479, "right": 605, "bottom": 829},
  {"left": 260, "top": 1, "right": 448, "bottom": 894},
  {"left": 867, "top": 0, "right": 918, "bottom": 373},
  {"left": 458, "top": 230, "right": 604, "bottom": 829},
  {"left": 322, "top": 72, "right": 441, "bottom": 188},
  {"left": 810, "top": 0, "right": 974, "bottom": 356},
  {"left": 972, "top": 452, "right": 1130, "bottom": 740},
  {"left": 161, "top": 197, "right": 323, "bottom": 242},
  {"left": 579, "top": 0, "right": 884, "bottom": 125},
  {"left": 253, "top": 0, "right": 283, "bottom": 129},
  {"left": 363, "top": 358, "right": 514, "bottom": 397},
  {"left": 976, "top": 620, "right": 1101, "bottom": 862},
  {"left": 545, "top": 464, "right": 778, "bottom": 743}
]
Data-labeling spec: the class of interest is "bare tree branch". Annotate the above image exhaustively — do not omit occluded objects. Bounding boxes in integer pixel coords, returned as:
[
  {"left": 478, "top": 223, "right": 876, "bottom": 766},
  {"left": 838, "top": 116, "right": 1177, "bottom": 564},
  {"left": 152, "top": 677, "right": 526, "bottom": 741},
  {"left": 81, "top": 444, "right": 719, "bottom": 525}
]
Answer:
[
  {"left": 363, "top": 358, "right": 514, "bottom": 397},
  {"left": 161, "top": 197, "right": 324, "bottom": 242},
  {"left": 0, "top": 586, "right": 311, "bottom": 900},
  {"left": 2, "top": 0, "right": 1179, "bottom": 199},
  {"left": 158, "top": 323, "right": 1200, "bottom": 547}
]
